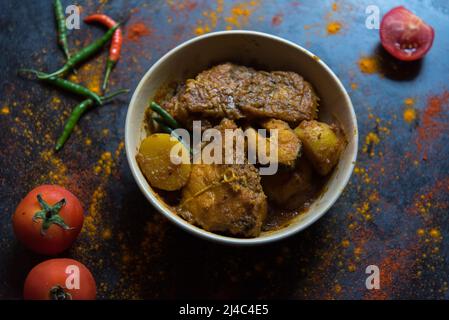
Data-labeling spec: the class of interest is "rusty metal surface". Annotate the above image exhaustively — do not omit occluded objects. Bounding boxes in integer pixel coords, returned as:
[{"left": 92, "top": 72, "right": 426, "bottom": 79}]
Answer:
[{"left": 0, "top": 0, "right": 448, "bottom": 299}]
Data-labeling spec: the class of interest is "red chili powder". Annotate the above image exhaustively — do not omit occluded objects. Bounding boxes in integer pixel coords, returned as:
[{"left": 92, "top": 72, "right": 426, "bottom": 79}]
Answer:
[
  {"left": 291, "top": 1, "right": 300, "bottom": 7},
  {"left": 126, "top": 22, "right": 151, "bottom": 42},
  {"left": 364, "top": 248, "right": 413, "bottom": 300},
  {"left": 169, "top": 0, "right": 197, "bottom": 12},
  {"left": 271, "top": 13, "right": 283, "bottom": 26},
  {"left": 416, "top": 91, "right": 449, "bottom": 161}
]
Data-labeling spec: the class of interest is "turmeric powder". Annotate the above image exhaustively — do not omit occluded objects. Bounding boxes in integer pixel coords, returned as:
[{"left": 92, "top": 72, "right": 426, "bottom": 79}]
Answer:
[
  {"left": 327, "top": 21, "right": 341, "bottom": 34},
  {"left": 358, "top": 56, "right": 379, "bottom": 74}
]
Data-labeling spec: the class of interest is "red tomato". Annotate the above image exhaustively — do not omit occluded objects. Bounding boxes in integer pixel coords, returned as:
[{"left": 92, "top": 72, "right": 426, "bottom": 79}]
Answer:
[
  {"left": 380, "top": 6, "right": 434, "bottom": 61},
  {"left": 12, "top": 185, "right": 84, "bottom": 255},
  {"left": 24, "top": 258, "right": 96, "bottom": 300}
]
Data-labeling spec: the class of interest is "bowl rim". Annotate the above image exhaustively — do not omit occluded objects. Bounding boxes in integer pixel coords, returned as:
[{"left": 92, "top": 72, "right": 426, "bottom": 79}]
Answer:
[{"left": 125, "top": 30, "right": 358, "bottom": 245}]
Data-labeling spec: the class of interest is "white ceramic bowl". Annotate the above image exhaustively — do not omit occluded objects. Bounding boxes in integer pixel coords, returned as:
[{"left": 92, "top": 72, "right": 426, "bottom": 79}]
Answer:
[{"left": 125, "top": 30, "right": 358, "bottom": 245}]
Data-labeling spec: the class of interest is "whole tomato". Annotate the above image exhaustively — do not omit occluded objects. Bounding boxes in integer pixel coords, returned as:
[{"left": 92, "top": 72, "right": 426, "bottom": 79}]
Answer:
[
  {"left": 24, "top": 258, "right": 96, "bottom": 300},
  {"left": 12, "top": 185, "right": 84, "bottom": 255}
]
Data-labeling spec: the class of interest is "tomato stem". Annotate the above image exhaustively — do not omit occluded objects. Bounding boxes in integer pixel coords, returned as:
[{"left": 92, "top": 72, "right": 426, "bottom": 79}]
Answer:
[
  {"left": 102, "top": 59, "right": 116, "bottom": 91},
  {"left": 49, "top": 285, "right": 72, "bottom": 300},
  {"left": 32, "top": 194, "right": 73, "bottom": 236}
]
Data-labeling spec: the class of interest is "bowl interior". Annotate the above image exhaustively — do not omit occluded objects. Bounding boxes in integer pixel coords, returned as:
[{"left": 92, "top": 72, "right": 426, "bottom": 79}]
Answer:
[{"left": 126, "top": 31, "right": 358, "bottom": 244}]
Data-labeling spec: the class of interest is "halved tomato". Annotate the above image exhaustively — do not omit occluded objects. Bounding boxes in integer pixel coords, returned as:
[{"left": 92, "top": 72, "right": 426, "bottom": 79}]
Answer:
[{"left": 380, "top": 6, "right": 434, "bottom": 61}]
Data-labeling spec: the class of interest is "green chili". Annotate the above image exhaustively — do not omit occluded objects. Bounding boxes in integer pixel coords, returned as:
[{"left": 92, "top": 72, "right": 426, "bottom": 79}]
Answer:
[
  {"left": 55, "top": 99, "right": 94, "bottom": 151},
  {"left": 55, "top": 88, "right": 129, "bottom": 151},
  {"left": 41, "top": 23, "right": 121, "bottom": 79},
  {"left": 54, "top": 0, "right": 70, "bottom": 60},
  {"left": 20, "top": 69, "right": 102, "bottom": 105},
  {"left": 150, "top": 101, "right": 179, "bottom": 129},
  {"left": 100, "top": 88, "right": 129, "bottom": 103},
  {"left": 152, "top": 116, "right": 173, "bottom": 134},
  {"left": 152, "top": 116, "right": 193, "bottom": 155}
]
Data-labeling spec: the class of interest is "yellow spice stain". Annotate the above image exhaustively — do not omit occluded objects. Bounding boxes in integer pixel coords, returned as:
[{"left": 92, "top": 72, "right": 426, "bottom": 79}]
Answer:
[
  {"left": 404, "top": 98, "right": 415, "bottom": 106},
  {"left": 348, "top": 264, "right": 356, "bottom": 272},
  {"left": 1, "top": 106, "right": 10, "bottom": 115},
  {"left": 84, "top": 185, "right": 106, "bottom": 236},
  {"left": 403, "top": 108, "right": 416, "bottom": 123},
  {"left": 13, "top": 116, "right": 34, "bottom": 143},
  {"left": 368, "top": 190, "right": 379, "bottom": 202},
  {"left": 334, "top": 284, "right": 342, "bottom": 294},
  {"left": 429, "top": 228, "right": 441, "bottom": 239},
  {"left": 354, "top": 167, "right": 380, "bottom": 227},
  {"left": 21, "top": 107, "right": 34, "bottom": 117},
  {"left": 85, "top": 138, "right": 92, "bottom": 146},
  {"left": 84, "top": 64, "right": 102, "bottom": 94},
  {"left": 52, "top": 97, "right": 61, "bottom": 104},
  {"left": 44, "top": 134, "right": 52, "bottom": 143},
  {"left": 194, "top": 25, "right": 210, "bottom": 35},
  {"left": 327, "top": 21, "right": 342, "bottom": 34},
  {"left": 415, "top": 194, "right": 432, "bottom": 215},
  {"left": 102, "top": 228, "right": 112, "bottom": 240},
  {"left": 194, "top": 0, "right": 223, "bottom": 35},
  {"left": 353, "top": 165, "right": 376, "bottom": 185},
  {"left": 358, "top": 56, "right": 379, "bottom": 74},
  {"left": 362, "top": 132, "right": 380, "bottom": 156},
  {"left": 224, "top": 0, "right": 259, "bottom": 29},
  {"left": 68, "top": 74, "right": 78, "bottom": 83},
  {"left": 356, "top": 201, "right": 372, "bottom": 221},
  {"left": 88, "top": 78, "right": 101, "bottom": 94},
  {"left": 374, "top": 117, "right": 391, "bottom": 136},
  {"left": 417, "top": 228, "right": 425, "bottom": 236},
  {"left": 351, "top": 83, "right": 358, "bottom": 90},
  {"left": 341, "top": 239, "right": 350, "bottom": 248},
  {"left": 93, "top": 142, "right": 125, "bottom": 176},
  {"left": 232, "top": 6, "right": 250, "bottom": 16},
  {"left": 94, "top": 151, "right": 113, "bottom": 176},
  {"left": 85, "top": 142, "right": 125, "bottom": 238},
  {"left": 115, "top": 141, "right": 125, "bottom": 159},
  {"left": 332, "top": 2, "right": 338, "bottom": 11},
  {"left": 68, "top": 59, "right": 103, "bottom": 94},
  {"left": 354, "top": 166, "right": 363, "bottom": 174},
  {"left": 40, "top": 150, "right": 68, "bottom": 185},
  {"left": 51, "top": 96, "right": 62, "bottom": 111}
]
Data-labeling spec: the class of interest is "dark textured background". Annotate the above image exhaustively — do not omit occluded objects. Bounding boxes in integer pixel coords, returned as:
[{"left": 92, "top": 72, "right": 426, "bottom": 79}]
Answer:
[{"left": 0, "top": 0, "right": 448, "bottom": 299}]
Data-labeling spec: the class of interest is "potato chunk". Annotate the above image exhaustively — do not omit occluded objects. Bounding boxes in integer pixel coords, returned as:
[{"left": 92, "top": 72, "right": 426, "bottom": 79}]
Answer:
[
  {"left": 136, "top": 133, "right": 191, "bottom": 191},
  {"left": 261, "top": 157, "right": 318, "bottom": 210},
  {"left": 260, "top": 119, "right": 301, "bottom": 167},
  {"left": 294, "top": 120, "right": 345, "bottom": 176},
  {"left": 246, "top": 119, "right": 301, "bottom": 167}
]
